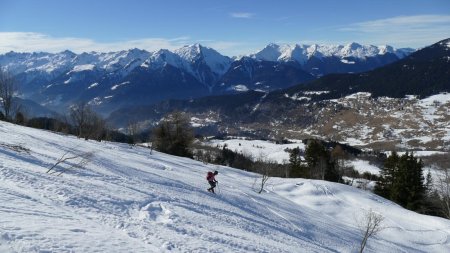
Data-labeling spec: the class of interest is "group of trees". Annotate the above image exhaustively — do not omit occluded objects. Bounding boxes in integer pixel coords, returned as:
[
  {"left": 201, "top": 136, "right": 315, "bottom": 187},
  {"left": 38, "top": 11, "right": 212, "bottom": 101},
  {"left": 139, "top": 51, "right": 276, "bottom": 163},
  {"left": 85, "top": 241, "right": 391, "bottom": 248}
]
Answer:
[
  {"left": 418, "top": 153, "right": 450, "bottom": 219},
  {"left": 152, "top": 111, "right": 194, "bottom": 157},
  {"left": 69, "top": 102, "right": 107, "bottom": 140},
  {"left": 5, "top": 100, "right": 134, "bottom": 144},
  {"left": 374, "top": 152, "right": 427, "bottom": 211},
  {"left": 213, "top": 145, "right": 253, "bottom": 170},
  {"left": 289, "top": 140, "right": 345, "bottom": 183}
]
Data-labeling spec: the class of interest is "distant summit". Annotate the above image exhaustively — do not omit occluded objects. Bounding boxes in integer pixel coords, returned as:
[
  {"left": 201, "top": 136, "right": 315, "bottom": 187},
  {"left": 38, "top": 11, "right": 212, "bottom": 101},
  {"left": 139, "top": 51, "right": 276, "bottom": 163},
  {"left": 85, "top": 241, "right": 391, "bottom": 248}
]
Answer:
[{"left": 250, "top": 42, "right": 414, "bottom": 62}]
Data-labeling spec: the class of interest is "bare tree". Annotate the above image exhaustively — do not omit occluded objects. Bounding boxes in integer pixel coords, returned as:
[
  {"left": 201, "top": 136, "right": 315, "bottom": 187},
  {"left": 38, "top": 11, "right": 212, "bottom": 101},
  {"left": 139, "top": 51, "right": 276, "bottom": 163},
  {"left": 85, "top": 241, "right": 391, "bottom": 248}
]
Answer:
[
  {"left": 70, "top": 102, "right": 91, "bottom": 137},
  {"left": 85, "top": 113, "right": 106, "bottom": 141},
  {"left": 253, "top": 157, "right": 277, "bottom": 194},
  {"left": 69, "top": 102, "right": 105, "bottom": 140},
  {"left": 126, "top": 120, "right": 143, "bottom": 145},
  {"left": 148, "top": 141, "right": 154, "bottom": 155},
  {"left": 46, "top": 149, "right": 94, "bottom": 176},
  {"left": 331, "top": 145, "right": 348, "bottom": 182},
  {"left": 357, "top": 209, "right": 384, "bottom": 253},
  {"left": 436, "top": 167, "right": 450, "bottom": 219},
  {"left": 0, "top": 67, "right": 18, "bottom": 120}
]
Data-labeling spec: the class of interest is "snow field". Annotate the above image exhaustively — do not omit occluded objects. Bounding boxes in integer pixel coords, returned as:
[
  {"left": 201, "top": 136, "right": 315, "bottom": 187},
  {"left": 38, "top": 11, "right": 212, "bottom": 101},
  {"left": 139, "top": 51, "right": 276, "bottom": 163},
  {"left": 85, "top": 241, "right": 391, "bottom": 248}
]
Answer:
[
  {"left": 204, "top": 139, "right": 305, "bottom": 163},
  {"left": 0, "top": 121, "right": 450, "bottom": 252}
]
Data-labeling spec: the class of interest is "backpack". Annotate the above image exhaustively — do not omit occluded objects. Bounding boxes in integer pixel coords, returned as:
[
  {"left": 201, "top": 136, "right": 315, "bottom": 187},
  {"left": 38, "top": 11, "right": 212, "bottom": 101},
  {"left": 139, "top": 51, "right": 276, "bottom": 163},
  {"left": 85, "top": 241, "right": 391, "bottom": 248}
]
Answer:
[{"left": 206, "top": 171, "right": 214, "bottom": 181}]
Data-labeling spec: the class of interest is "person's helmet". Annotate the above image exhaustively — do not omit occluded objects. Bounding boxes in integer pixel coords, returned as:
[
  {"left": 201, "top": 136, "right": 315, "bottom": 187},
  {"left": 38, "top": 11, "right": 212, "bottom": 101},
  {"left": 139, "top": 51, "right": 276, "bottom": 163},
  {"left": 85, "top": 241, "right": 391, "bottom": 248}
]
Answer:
[{"left": 214, "top": 171, "right": 218, "bottom": 175}]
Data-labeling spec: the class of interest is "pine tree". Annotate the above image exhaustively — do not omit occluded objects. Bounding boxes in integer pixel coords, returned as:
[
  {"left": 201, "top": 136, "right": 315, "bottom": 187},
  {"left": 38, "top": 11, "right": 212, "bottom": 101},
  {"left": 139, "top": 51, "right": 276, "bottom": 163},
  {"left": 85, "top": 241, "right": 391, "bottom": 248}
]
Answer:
[
  {"left": 289, "top": 147, "right": 306, "bottom": 178},
  {"left": 331, "top": 145, "right": 347, "bottom": 182},
  {"left": 405, "top": 154, "right": 425, "bottom": 210},
  {"left": 375, "top": 151, "right": 399, "bottom": 198},
  {"left": 153, "top": 111, "right": 194, "bottom": 158},
  {"left": 375, "top": 152, "right": 425, "bottom": 211},
  {"left": 305, "top": 140, "right": 327, "bottom": 179},
  {"left": 324, "top": 160, "right": 340, "bottom": 182},
  {"left": 304, "top": 140, "right": 341, "bottom": 182}
]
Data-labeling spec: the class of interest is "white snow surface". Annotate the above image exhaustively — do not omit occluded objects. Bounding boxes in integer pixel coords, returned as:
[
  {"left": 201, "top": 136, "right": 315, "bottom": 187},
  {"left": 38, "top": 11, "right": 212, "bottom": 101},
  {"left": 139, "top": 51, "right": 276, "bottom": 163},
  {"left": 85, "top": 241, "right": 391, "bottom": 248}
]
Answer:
[
  {"left": 345, "top": 159, "right": 381, "bottom": 175},
  {"left": 340, "top": 59, "right": 355, "bottom": 64},
  {"left": 1, "top": 122, "right": 450, "bottom": 252},
  {"left": 419, "top": 93, "right": 450, "bottom": 105},
  {"left": 145, "top": 49, "right": 185, "bottom": 70},
  {"left": 111, "top": 81, "right": 130, "bottom": 90},
  {"left": 87, "top": 82, "right": 99, "bottom": 89},
  {"left": 205, "top": 139, "right": 306, "bottom": 163},
  {"left": 228, "top": 85, "right": 249, "bottom": 92},
  {"left": 69, "top": 64, "right": 95, "bottom": 73}
]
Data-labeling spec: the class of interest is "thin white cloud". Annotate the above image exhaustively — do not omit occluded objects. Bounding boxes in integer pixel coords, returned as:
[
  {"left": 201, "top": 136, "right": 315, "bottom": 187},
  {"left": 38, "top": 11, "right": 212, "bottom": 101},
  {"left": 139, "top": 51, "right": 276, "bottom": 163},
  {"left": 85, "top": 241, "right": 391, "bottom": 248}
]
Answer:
[
  {"left": 230, "top": 12, "right": 254, "bottom": 19},
  {"left": 339, "top": 15, "right": 450, "bottom": 47},
  {"left": 0, "top": 32, "right": 248, "bottom": 57},
  {"left": 0, "top": 32, "right": 191, "bottom": 53},
  {"left": 341, "top": 15, "right": 450, "bottom": 32}
]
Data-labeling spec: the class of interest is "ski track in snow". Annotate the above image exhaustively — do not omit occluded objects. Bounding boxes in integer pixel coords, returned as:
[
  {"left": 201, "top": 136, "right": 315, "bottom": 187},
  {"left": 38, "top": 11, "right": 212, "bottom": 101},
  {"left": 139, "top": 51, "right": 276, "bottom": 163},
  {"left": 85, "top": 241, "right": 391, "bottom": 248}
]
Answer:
[{"left": 0, "top": 121, "right": 449, "bottom": 252}]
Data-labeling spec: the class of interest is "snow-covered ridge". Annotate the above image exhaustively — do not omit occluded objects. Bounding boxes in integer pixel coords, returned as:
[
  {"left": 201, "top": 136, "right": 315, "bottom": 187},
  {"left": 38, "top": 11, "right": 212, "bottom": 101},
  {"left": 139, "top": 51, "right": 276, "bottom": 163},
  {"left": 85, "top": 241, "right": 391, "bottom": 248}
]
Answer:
[
  {"left": 0, "top": 42, "right": 413, "bottom": 77},
  {"left": 0, "top": 49, "right": 151, "bottom": 76},
  {"left": 251, "top": 42, "right": 414, "bottom": 63}
]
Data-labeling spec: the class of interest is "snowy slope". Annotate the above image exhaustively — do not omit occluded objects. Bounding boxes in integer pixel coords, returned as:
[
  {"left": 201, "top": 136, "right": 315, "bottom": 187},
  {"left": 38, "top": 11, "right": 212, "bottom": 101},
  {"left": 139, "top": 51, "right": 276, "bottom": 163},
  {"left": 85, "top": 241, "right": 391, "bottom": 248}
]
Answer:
[
  {"left": 143, "top": 49, "right": 185, "bottom": 69},
  {"left": 1, "top": 121, "right": 449, "bottom": 252}
]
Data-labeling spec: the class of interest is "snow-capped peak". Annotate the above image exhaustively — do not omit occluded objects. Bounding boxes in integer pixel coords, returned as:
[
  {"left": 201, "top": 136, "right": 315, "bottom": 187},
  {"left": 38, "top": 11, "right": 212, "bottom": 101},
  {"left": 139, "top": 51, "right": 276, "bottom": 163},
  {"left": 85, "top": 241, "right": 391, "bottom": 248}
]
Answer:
[
  {"left": 144, "top": 49, "right": 184, "bottom": 69},
  {"left": 252, "top": 43, "right": 284, "bottom": 62},
  {"left": 200, "top": 47, "right": 232, "bottom": 75},
  {"left": 340, "top": 42, "right": 378, "bottom": 58},
  {"left": 59, "top": 50, "right": 77, "bottom": 58},
  {"left": 378, "top": 45, "right": 395, "bottom": 55},
  {"left": 175, "top": 44, "right": 231, "bottom": 75},
  {"left": 175, "top": 43, "right": 202, "bottom": 62},
  {"left": 345, "top": 42, "right": 363, "bottom": 50},
  {"left": 252, "top": 43, "right": 309, "bottom": 64},
  {"left": 251, "top": 42, "right": 414, "bottom": 63}
]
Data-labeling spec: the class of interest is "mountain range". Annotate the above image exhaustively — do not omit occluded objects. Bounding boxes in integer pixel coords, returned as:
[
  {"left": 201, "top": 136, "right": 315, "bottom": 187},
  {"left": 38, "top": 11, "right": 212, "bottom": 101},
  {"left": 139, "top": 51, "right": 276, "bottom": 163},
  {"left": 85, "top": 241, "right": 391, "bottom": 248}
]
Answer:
[
  {"left": 0, "top": 42, "right": 414, "bottom": 115},
  {"left": 106, "top": 38, "right": 450, "bottom": 150}
]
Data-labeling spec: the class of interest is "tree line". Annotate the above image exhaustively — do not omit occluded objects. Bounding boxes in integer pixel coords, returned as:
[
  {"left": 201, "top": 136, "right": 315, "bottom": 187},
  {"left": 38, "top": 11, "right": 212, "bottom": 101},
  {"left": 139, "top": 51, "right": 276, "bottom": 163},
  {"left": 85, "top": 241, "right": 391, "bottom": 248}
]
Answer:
[{"left": 374, "top": 151, "right": 449, "bottom": 218}]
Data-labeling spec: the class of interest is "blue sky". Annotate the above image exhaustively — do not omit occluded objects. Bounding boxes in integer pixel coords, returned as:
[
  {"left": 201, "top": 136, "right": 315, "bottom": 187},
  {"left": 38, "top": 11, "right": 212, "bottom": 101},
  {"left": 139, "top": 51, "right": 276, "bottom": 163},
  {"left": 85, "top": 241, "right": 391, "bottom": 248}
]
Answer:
[{"left": 0, "top": 0, "right": 449, "bottom": 56}]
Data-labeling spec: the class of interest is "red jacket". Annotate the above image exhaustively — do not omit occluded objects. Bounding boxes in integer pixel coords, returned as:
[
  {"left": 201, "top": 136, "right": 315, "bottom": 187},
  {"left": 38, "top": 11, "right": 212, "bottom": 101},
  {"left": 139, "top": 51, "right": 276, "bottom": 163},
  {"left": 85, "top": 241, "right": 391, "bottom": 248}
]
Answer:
[{"left": 206, "top": 172, "right": 216, "bottom": 182}]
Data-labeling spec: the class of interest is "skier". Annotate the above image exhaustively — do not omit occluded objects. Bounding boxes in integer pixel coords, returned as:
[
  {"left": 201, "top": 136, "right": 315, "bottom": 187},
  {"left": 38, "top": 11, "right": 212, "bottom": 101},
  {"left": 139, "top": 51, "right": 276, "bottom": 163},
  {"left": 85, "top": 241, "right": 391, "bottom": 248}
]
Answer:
[{"left": 206, "top": 170, "right": 219, "bottom": 193}]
